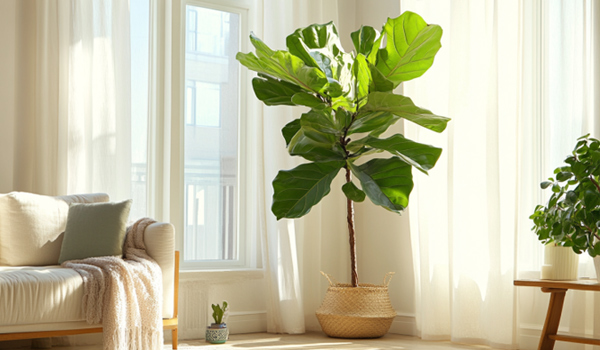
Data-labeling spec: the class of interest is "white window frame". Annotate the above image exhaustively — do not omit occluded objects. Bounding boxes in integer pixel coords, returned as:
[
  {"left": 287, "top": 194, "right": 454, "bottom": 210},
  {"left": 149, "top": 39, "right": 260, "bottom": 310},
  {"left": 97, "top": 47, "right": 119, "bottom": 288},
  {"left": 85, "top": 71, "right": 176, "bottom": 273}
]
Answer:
[
  {"left": 176, "top": 0, "right": 251, "bottom": 270},
  {"left": 186, "top": 8, "right": 198, "bottom": 53}
]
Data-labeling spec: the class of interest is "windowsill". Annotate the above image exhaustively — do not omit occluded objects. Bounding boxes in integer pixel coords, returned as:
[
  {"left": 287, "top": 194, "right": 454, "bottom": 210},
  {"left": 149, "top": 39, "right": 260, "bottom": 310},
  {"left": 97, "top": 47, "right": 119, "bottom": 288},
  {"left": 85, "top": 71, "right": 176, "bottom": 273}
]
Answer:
[{"left": 179, "top": 268, "right": 264, "bottom": 282}]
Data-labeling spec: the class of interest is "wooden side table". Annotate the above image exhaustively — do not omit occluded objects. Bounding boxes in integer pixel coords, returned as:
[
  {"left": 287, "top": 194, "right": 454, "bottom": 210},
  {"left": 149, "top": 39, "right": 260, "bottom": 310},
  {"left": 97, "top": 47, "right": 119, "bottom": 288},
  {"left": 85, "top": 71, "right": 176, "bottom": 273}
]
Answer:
[{"left": 514, "top": 279, "right": 600, "bottom": 350}]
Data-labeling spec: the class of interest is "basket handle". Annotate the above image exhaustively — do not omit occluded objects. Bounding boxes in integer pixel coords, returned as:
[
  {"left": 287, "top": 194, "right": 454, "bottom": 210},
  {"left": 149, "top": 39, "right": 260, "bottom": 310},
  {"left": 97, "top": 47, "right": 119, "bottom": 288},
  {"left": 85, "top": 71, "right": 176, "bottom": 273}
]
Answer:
[
  {"left": 320, "top": 271, "right": 339, "bottom": 286},
  {"left": 383, "top": 272, "right": 395, "bottom": 287}
]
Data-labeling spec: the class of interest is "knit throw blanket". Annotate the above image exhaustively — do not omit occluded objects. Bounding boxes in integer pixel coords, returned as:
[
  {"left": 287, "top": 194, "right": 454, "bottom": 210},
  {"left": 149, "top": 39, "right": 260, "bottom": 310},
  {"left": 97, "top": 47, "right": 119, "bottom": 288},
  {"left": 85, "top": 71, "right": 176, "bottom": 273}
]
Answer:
[{"left": 62, "top": 218, "right": 164, "bottom": 350}]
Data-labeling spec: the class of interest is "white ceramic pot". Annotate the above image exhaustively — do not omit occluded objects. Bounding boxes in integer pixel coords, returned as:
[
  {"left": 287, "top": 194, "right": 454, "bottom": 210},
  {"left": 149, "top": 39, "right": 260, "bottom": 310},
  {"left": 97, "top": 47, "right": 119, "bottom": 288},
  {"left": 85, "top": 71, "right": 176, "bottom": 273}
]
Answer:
[
  {"left": 593, "top": 256, "right": 600, "bottom": 280},
  {"left": 541, "top": 244, "right": 579, "bottom": 280},
  {"left": 206, "top": 323, "right": 228, "bottom": 344}
]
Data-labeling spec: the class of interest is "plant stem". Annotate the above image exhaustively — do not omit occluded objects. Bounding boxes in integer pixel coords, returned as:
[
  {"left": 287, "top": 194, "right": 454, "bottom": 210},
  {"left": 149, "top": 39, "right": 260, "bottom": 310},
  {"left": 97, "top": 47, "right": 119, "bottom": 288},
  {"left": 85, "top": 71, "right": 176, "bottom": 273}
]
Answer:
[
  {"left": 346, "top": 166, "right": 359, "bottom": 287},
  {"left": 589, "top": 175, "right": 600, "bottom": 194},
  {"left": 339, "top": 109, "right": 359, "bottom": 287}
]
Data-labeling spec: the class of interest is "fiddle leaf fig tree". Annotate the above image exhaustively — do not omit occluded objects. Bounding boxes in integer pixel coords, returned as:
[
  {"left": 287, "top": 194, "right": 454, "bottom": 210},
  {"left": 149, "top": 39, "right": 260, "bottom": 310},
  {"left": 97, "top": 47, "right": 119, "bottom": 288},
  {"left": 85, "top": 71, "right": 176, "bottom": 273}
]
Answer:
[{"left": 237, "top": 11, "right": 450, "bottom": 287}]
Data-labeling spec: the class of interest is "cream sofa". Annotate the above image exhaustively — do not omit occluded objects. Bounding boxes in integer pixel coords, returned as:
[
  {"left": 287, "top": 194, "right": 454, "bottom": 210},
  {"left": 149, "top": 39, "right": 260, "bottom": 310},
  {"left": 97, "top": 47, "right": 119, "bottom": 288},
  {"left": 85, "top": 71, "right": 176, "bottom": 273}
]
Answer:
[{"left": 0, "top": 192, "right": 179, "bottom": 349}]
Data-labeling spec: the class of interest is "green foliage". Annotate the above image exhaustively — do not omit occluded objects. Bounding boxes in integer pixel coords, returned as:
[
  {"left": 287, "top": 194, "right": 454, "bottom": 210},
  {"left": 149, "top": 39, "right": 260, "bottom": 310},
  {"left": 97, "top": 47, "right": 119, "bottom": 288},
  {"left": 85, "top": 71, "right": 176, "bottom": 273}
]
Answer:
[
  {"left": 530, "top": 135, "right": 600, "bottom": 256},
  {"left": 272, "top": 161, "right": 344, "bottom": 219},
  {"left": 211, "top": 301, "right": 228, "bottom": 324},
  {"left": 236, "top": 11, "right": 449, "bottom": 219}
]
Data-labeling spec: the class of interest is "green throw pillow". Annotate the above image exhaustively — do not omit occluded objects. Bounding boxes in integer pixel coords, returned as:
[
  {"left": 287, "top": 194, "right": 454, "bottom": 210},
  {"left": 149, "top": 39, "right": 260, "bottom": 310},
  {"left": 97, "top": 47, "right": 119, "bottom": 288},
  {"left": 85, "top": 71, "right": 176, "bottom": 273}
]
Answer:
[{"left": 58, "top": 199, "right": 132, "bottom": 264}]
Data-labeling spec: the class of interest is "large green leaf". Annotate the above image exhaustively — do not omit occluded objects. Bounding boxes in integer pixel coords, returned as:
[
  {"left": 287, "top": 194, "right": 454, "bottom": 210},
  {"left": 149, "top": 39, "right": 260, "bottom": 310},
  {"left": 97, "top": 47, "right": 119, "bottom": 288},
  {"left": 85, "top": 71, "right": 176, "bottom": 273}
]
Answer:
[
  {"left": 291, "top": 92, "right": 328, "bottom": 109},
  {"left": 300, "top": 109, "right": 342, "bottom": 136},
  {"left": 353, "top": 54, "right": 371, "bottom": 106},
  {"left": 375, "top": 11, "right": 442, "bottom": 86},
  {"left": 288, "top": 129, "right": 346, "bottom": 161},
  {"left": 361, "top": 92, "right": 450, "bottom": 132},
  {"left": 333, "top": 55, "right": 355, "bottom": 98},
  {"left": 350, "top": 26, "right": 378, "bottom": 57},
  {"left": 285, "top": 23, "right": 354, "bottom": 97},
  {"left": 272, "top": 161, "right": 344, "bottom": 219},
  {"left": 287, "top": 22, "right": 341, "bottom": 61},
  {"left": 325, "top": 78, "right": 344, "bottom": 97},
  {"left": 350, "top": 157, "right": 414, "bottom": 212},
  {"left": 236, "top": 34, "right": 329, "bottom": 93},
  {"left": 331, "top": 96, "right": 356, "bottom": 112},
  {"left": 282, "top": 119, "right": 301, "bottom": 147},
  {"left": 334, "top": 108, "right": 353, "bottom": 131},
  {"left": 347, "top": 111, "right": 400, "bottom": 136},
  {"left": 353, "top": 134, "right": 443, "bottom": 174},
  {"left": 286, "top": 22, "right": 340, "bottom": 76},
  {"left": 369, "top": 63, "right": 394, "bottom": 92},
  {"left": 252, "top": 75, "right": 303, "bottom": 106},
  {"left": 367, "top": 31, "right": 383, "bottom": 64}
]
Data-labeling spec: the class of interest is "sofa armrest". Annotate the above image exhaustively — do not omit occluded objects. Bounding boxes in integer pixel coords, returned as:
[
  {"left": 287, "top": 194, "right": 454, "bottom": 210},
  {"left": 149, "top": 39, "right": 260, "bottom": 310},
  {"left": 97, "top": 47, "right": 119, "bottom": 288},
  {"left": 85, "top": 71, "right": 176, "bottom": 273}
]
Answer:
[{"left": 144, "top": 222, "right": 175, "bottom": 319}]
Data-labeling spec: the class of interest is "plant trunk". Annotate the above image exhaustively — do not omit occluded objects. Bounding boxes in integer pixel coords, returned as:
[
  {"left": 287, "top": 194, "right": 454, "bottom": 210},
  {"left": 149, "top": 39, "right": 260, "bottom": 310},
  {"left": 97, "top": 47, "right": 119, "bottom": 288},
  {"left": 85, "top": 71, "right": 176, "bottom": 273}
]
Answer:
[{"left": 346, "top": 167, "right": 359, "bottom": 287}]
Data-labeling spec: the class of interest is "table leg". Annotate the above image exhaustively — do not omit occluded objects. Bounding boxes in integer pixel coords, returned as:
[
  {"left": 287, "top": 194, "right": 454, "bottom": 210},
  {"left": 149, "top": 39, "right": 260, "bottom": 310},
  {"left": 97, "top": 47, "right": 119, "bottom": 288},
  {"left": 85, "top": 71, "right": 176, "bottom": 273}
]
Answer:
[{"left": 538, "top": 288, "right": 567, "bottom": 350}]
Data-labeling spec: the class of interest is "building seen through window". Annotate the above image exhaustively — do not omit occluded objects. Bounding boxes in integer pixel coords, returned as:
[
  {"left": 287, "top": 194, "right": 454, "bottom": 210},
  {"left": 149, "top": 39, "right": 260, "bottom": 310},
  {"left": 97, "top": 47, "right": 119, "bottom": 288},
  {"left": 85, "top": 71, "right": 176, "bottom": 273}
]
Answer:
[{"left": 184, "top": 5, "right": 240, "bottom": 262}]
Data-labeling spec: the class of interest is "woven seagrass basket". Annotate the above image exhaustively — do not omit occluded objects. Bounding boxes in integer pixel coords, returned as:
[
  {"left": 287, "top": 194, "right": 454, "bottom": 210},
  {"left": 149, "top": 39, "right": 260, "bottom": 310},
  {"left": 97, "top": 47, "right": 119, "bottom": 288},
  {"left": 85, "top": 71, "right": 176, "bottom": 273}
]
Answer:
[{"left": 316, "top": 272, "right": 396, "bottom": 339}]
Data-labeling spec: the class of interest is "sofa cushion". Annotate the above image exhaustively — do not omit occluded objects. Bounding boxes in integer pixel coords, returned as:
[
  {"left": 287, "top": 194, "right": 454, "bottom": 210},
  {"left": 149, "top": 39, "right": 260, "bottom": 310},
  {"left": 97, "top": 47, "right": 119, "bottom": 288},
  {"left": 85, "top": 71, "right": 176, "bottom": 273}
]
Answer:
[
  {"left": 58, "top": 200, "right": 132, "bottom": 264},
  {"left": 0, "top": 192, "right": 70, "bottom": 266},
  {"left": 0, "top": 192, "right": 110, "bottom": 266},
  {"left": 0, "top": 265, "right": 85, "bottom": 325}
]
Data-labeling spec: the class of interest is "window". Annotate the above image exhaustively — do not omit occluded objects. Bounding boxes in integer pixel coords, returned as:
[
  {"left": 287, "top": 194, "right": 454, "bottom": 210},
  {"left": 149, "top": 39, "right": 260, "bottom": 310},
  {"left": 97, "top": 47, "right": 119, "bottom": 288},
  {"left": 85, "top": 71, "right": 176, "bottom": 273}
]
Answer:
[{"left": 182, "top": 2, "right": 243, "bottom": 267}]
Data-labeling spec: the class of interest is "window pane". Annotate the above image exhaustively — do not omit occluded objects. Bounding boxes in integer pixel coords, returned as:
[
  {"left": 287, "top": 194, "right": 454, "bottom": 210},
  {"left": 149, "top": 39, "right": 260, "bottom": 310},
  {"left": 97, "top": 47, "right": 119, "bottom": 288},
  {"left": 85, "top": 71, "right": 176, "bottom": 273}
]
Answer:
[
  {"left": 195, "top": 82, "right": 220, "bottom": 127},
  {"left": 545, "top": 0, "right": 586, "bottom": 172},
  {"left": 185, "top": 84, "right": 194, "bottom": 125},
  {"left": 184, "top": 5, "right": 239, "bottom": 262},
  {"left": 130, "top": 0, "right": 149, "bottom": 220}
]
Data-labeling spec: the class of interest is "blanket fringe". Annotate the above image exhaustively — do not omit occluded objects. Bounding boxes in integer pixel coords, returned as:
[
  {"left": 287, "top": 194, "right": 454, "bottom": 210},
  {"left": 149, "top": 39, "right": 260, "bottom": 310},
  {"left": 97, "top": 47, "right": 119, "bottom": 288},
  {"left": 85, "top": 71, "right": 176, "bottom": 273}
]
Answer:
[{"left": 105, "top": 327, "right": 163, "bottom": 350}]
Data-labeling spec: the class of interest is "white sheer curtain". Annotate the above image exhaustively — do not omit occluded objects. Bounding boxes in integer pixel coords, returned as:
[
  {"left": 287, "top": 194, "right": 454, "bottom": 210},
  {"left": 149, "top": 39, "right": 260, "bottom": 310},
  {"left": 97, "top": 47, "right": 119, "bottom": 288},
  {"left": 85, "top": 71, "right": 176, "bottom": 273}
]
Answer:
[
  {"left": 403, "top": 0, "right": 599, "bottom": 348},
  {"left": 251, "top": 0, "right": 350, "bottom": 334},
  {"left": 10, "top": 0, "right": 68, "bottom": 195},
  {"left": 5, "top": 0, "right": 132, "bottom": 204},
  {"left": 518, "top": 2, "right": 600, "bottom": 349},
  {"left": 67, "top": 0, "right": 132, "bottom": 200}
]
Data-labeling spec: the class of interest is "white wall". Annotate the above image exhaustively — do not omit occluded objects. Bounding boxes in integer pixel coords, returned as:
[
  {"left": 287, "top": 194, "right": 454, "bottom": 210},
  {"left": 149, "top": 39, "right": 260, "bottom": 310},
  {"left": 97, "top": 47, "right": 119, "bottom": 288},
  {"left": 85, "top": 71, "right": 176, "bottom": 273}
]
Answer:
[{"left": 0, "top": 0, "right": 16, "bottom": 192}]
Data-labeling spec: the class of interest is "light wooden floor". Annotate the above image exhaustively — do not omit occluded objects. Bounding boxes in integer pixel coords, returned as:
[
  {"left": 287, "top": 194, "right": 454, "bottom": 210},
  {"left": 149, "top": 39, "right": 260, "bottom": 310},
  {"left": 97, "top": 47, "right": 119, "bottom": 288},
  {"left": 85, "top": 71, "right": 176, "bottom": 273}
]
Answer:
[{"left": 36, "top": 332, "right": 498, "bottom": 350}]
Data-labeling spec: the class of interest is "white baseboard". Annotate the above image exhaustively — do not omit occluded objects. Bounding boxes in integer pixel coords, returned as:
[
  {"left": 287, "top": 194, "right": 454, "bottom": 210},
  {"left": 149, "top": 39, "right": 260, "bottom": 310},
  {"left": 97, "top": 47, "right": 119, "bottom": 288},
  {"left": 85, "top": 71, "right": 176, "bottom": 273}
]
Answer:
[
  {"left": 518, "top": 324, "right": 541, "bottom": 350},
  {"left": 518, "top": 323, "right": 599, "bottom": 350},
  {"left": 388, "top": 313, "right": 417, "bottom": 336},
  {"left": 227, "top": 311, "right": 267, "bottom": 334}
]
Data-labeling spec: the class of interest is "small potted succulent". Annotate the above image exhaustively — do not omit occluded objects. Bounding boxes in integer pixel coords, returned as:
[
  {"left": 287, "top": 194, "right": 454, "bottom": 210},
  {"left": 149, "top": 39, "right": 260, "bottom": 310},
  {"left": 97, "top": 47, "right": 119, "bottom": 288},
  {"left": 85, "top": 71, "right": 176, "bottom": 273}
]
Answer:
[
  {"left": 530, "top": 134, "right": 600, "bottom": 279},
  {"left": 205, "top": 301, "right": 229, "bottom": 344}
]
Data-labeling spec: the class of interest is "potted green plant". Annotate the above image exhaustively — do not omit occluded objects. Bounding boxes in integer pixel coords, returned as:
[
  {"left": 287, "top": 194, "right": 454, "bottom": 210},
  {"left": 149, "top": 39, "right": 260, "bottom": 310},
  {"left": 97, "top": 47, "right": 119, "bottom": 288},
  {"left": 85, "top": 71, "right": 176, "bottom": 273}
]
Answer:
[
  {"left": 531, "top": 134, "right": 600, "bottom": 279},
  {"left": 205, "top": 301, "right": 229, "bottom": 344},
  {"left": 237, "top": 11, "right": 449, "bottom": 338}
]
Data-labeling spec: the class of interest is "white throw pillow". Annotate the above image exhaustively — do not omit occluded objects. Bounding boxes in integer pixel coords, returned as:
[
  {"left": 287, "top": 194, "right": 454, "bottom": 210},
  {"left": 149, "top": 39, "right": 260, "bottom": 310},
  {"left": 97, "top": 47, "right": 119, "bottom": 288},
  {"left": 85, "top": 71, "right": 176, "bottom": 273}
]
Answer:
[{"left": 0, "top": 192, "right": 70, "bottom": 266}]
